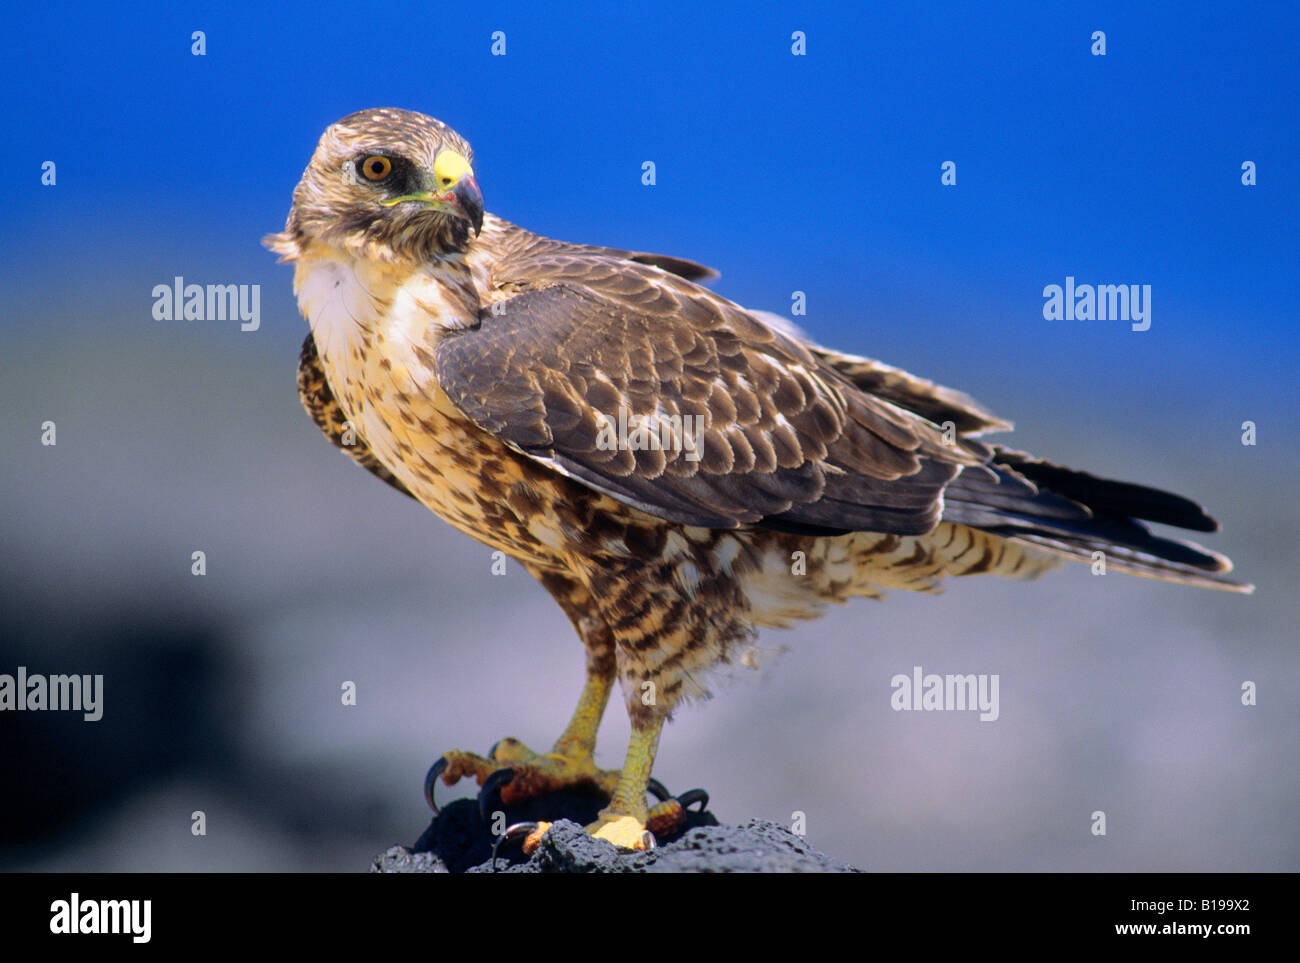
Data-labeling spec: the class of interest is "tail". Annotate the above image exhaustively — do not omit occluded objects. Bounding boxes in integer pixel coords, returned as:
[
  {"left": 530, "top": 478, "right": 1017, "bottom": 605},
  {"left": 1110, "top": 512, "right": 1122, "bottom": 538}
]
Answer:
[{"left": 940, "top": 448, "right": 1253, "bottom": 594}]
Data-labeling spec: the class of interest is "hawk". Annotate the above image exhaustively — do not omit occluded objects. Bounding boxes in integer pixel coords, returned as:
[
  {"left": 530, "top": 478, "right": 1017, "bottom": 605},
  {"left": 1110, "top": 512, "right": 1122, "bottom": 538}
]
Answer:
[{"left": 267, "top": 108, "right": 1250, "bottom": 851}]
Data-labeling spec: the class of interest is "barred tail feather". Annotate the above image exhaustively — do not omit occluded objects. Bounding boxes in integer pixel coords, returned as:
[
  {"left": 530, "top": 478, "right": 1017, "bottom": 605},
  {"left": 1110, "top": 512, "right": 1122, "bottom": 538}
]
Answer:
[{"left": 999, "top": 532, "right": 1253, "bottom": 594}]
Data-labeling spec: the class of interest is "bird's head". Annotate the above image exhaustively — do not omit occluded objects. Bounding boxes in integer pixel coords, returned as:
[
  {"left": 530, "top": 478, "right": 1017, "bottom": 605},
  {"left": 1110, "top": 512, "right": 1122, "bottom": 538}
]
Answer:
[{"left": 265, "top": 108, "right": 484, "bottom": 263}]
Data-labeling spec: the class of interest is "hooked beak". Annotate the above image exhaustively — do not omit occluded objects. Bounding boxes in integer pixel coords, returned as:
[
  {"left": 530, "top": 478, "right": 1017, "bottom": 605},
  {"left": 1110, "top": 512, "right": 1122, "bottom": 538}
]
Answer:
[
  {"left": 379, "top": 149, "right": 484, "bottom": 236},
  {"left": 447, "top": 173, "right": 484, "bottom": 236}
]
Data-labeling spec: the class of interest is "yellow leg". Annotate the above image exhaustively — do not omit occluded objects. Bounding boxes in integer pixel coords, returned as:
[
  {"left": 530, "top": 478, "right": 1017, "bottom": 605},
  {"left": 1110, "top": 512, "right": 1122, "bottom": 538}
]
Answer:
[
  {"left": 587, "top": 716, "right": 664, "bottom": 849},
  {"left": 551, "top": 671, "right": 613, "bottom": 760}
]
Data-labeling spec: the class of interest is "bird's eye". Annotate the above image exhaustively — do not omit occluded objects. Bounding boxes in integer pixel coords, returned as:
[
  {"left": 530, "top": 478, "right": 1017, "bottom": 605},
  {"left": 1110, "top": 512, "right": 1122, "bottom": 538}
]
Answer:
[{"left": 360, "top": 156, "right": 392, "bottom": 181}]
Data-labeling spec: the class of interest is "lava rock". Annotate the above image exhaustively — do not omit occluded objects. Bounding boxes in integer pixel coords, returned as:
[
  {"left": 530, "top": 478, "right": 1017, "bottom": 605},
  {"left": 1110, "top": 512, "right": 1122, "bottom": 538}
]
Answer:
[
  {"left": 371, "top": 792, "right": 858, "bottom": 873},
  {"left": 370, "top": 846, "right": 449, "bottom": 873}
]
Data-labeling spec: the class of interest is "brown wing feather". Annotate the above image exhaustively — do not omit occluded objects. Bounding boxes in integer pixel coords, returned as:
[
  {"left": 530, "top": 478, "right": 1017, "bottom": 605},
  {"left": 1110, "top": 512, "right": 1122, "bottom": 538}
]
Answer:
[
  {"left": 433, "top": 259, "right": 990, "bottom": 535},
  {"left": 815, "top": 350, "right": 1012, "bottom": 436},
  {"left": 740, "top": 311, "right": 1011, "bottom": 436},
  {"left": 476, "top": 215, "right": 719, "bottom": 282},
  {"left": 432, "top": 244, "right": 1248, "bottom": 588}
]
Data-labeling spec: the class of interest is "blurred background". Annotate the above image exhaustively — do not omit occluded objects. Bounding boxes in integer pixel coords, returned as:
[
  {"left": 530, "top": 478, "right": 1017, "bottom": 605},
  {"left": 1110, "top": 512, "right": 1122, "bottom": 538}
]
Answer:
[{"left": 1, "top": 1, "right": 1296, "bottom": 871}]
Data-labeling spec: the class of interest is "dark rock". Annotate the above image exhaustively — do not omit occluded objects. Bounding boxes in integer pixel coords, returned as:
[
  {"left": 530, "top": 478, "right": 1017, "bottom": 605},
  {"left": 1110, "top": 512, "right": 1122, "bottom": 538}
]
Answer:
[
  {"left": 469, "top": 818, "right": 859, "bottom": 873},
  {"left": 371, "top": 792, "right": 859, "bottom": 873},
  {"left": 411, "top": 787, "right": 648, "bottom": 873},
  {"left": 370, "top": 846, "right": 448, "bottom": 873}
]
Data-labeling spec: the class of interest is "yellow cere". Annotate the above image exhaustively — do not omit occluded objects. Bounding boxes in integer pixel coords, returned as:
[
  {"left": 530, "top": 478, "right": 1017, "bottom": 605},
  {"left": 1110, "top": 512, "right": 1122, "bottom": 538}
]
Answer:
[{"left": 432, "top": 150, "right": 473, "bottom": 189}]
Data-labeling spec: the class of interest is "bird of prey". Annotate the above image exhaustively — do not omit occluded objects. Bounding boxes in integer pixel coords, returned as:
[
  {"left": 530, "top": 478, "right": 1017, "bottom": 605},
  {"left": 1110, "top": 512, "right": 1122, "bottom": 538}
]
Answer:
[{"left": 266, "top": 108, "right": 1250, "bottom": 851}]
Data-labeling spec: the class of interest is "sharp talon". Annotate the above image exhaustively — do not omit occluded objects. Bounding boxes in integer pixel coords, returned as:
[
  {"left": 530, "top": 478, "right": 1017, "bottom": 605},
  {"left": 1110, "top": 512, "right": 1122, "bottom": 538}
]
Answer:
[
  {"left": 645, "top": 800, "right": 682, "bottom": 838},
  {"left": 645, "top": 788, "right": 707, "bottom": 839},
  {"left": 522, "top": 821, "right": 552, "bottom": 856},
  {"left": 490, "top": 821, "right": 545, "bottom": 872},
  {"left": 478, "top": 767, "right": 516, "bottom": 824},
  {"left": 424, "top": 757, "right": 449, "bottom": 813},
  {"left": 487, "top": 739, "right": 501, "bottom": 759},
  {"left": 676, "top": 788, "right": 709, "bottom": 812},
  {"left": 641, "top": 830, "right": 657, "bottom": 850},
  {"left": 646, "top": 777, "right": 671, "bottom": 802}
]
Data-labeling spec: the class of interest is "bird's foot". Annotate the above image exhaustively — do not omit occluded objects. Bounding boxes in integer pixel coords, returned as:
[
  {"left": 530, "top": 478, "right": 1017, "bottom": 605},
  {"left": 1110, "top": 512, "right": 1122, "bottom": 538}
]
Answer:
[
  {"left": 497, "top": 800, "right": 682, "bottom": 860},
  {"left": 586, "top": 813, "right": 655, "bottom": 851},
  {"left": 427, "top": 738, "right": 710, "bottom": 860},
  {"left": 581, "top": 789, "right": 708, "bottom": 850},
  {"left": 425, "top": 737, "right": 619, "bottom": 812}
]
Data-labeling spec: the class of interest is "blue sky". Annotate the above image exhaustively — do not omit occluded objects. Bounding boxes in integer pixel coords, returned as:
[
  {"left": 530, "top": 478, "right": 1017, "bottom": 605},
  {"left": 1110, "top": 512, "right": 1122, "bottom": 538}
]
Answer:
[{"left": 3, "top": 1, "right": 1297, "bottom": 418}]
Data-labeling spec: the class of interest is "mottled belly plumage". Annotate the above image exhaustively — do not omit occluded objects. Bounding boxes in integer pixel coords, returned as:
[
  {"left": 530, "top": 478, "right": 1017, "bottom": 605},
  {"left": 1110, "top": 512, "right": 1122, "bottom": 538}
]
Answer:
[{"left": 334, "top": 355, "right": 578, "bottom": 568}]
